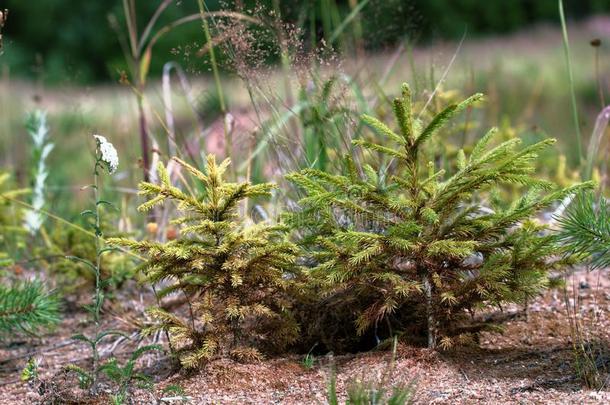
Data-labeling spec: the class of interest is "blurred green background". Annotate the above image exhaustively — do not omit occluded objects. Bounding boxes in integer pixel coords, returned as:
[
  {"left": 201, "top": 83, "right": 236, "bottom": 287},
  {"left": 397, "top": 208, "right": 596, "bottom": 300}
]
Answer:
[{"left": 2, "top": 0, "right": 610, "bottom": 84}]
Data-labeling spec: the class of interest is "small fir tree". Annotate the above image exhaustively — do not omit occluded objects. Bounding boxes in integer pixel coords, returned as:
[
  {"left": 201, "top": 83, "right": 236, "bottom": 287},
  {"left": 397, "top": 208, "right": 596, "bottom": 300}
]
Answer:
[
  {"left": 111, "top": 155, "right": 300, "bottom": 368},
  {"left": 286, "top": 83, "right": 590, "bottom": 349}
]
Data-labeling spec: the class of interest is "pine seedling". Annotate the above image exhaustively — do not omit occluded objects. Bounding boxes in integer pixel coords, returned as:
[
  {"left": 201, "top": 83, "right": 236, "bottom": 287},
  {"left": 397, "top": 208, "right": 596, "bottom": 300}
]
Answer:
[
  {"left": 111, "top": 155, "right": 300, "bottom": 368},
  {"left": 287, "top": 83, "right": 592, "bottom": 349}
]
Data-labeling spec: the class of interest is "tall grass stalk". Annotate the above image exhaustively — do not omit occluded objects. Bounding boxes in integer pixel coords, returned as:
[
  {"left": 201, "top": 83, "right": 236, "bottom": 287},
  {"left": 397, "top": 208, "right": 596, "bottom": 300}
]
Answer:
[
  {"left": 558, "top": 0, "right": 583, "bottom": 164},
  {"left": 197, "top": 0, "right": 232, "bottom": 172},
  {"left": 118, "top": 1, "right": 260, "bottom": 182},
  {"left": 122, "top": 0, "right": 151, "bottom": 182},
  {"left": 347, "top": 0, "right": 365, "bottom": 59},
  {"left": 161, "top": 61, "right": 204, "bottom": 162},
  {"left": 329, "top": 0, "right": 370, "bottom": 47},
  {"left": 591, "top": 39, "right": 605, "bottom": 109},
  {"left": 584, "top": 106, "right": 610, "bottom": 181},
  {"left": 271, "top": 0, "right": 301, "bottom": 151},
  {"left": 0, "top": 9, "right": 7, "bottom": 55},
  {"left": 321, "top": 0, "right": 333, "bottom": 45},
  {"left": 417, "top": 30, "right": 466, "bottom": 119}
]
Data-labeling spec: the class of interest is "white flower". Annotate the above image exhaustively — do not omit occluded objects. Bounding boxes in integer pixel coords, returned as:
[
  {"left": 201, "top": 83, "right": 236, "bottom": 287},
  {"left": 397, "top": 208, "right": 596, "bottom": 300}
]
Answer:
[{"left": 93, "top": 134, "right": 119, "bottom": 174}]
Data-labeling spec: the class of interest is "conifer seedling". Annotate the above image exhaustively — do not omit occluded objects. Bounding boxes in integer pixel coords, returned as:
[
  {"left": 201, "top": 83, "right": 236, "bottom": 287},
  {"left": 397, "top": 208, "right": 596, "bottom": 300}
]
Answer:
[
  {"left": 287, "top": 83, "right": 591, "bottom": 349},
  {"left": 111, "top": 155, "right": 300, "bottom": 367}
]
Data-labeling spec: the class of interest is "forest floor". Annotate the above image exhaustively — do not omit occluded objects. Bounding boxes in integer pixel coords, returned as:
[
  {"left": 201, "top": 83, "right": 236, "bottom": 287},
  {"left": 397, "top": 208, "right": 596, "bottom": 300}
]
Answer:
[{"left": 1, "top": 267, "right": 610, "bottom": 404}]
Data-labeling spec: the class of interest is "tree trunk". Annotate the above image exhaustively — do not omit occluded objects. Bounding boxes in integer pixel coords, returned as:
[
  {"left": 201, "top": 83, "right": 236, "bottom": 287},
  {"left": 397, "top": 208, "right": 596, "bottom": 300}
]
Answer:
[{"left": 423, "top": 272, "right": 438, "bottom": 349}]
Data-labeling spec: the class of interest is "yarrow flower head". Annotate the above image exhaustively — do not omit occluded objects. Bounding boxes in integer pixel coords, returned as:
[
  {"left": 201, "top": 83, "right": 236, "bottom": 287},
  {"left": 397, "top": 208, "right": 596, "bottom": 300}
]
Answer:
[{"left": 93, "top": 134, "right": 119, "bottom": 174}]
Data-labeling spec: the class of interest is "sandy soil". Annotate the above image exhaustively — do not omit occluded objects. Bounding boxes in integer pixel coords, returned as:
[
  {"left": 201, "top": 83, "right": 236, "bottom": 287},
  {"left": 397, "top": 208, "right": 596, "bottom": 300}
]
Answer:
[{"left": 1, "top": 268, "right": 609, "bottom": 404}]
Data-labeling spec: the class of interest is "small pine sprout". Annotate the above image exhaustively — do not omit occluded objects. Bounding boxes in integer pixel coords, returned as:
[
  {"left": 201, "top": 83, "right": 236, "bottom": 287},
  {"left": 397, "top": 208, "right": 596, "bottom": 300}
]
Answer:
[{"left": 93, "top": 134, "right": 119, "bottom": 174}]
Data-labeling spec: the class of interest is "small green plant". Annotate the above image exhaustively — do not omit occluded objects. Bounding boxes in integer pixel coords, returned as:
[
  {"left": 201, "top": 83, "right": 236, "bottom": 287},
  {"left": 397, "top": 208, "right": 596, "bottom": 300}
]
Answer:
[
  {"left": 21, "top": 357, "right": 39, "bottom": 382},
  {"left": 302, "top": 353, "right": 315, "bottom": 370},
  {"left": 301, "top": 343, "right": 318, "bottom": 369},
  {"left": 326, "top": 338, "right": 415, "bottom": 405},
  {"left": 66, "top": 134, "right": 122, "bottom": 395},
  {"left": 111, "top": 155, "right": 300, "bottom": 368},
  {"left": 99, "top": 344, "right": 163, "bottom": 404},
  {"left": 287, "top": 83, "right": 591, "bottom": 349},
  {"left": 37, "top": 214, "right": 136, "bottom": 295}
]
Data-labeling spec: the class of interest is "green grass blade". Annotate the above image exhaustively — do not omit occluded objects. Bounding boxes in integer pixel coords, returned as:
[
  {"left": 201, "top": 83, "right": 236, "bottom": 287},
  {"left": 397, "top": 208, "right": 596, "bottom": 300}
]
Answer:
[
  {"left": 329, "top": 0, "right": 371, "bottom": 45},
  {"left": 558, "top": 0, "right": 583, "bottom": 165}
]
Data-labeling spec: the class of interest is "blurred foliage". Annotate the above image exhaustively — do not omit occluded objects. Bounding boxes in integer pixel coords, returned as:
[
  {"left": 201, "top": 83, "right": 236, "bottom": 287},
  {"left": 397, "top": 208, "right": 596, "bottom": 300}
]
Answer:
[
  {"left": 411, "top": 0, "right": 610, "bottom": 40},
  {"left": 2, "top": 0, "right": 609, "bottom": 83},
  {"left": 0, "top": 172, "right": 27, "bottom": 263},
  {"left": 0, "top": 0, "right": 203, "bottom": 83},
  {"left": 37, "top": 215, "right": 136, "bottom": 294}
]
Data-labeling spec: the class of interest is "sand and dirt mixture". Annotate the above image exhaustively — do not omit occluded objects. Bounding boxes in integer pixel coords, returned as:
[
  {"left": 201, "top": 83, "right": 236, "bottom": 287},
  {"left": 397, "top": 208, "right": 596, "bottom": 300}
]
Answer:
[{"left": 1, "top": 268, "right": 609, "bottom": 404}]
